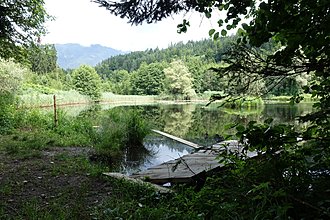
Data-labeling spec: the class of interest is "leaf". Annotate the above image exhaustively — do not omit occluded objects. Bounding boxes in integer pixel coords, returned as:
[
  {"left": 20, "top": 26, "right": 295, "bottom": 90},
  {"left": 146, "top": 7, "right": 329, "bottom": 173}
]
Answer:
[
  {"left": 209, "top": 29, "right": 216, "bottom": 37},
  {"left": 236, "top": 27, "right": 245, "bottom": 36},
  {"left": 213, "top": 32, "right": 219, "bottom": 40},
  {"left": 241, "top": 23, "right": 249, "bottom": 30},
  {"left": 205, "top": 11, "right": 211, "bottom": 18},
  {"left": 221, "top": 29, "right": 227, "bottom": 36},
  {"left": 217, "top": 19, "right": 223, "bottom": 27}
]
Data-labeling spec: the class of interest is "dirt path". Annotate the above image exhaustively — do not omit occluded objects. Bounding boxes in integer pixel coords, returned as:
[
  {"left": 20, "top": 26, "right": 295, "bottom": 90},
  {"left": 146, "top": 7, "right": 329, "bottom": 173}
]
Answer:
[{"left": 0, "top": 147, "right": 114, "bottom": 219}]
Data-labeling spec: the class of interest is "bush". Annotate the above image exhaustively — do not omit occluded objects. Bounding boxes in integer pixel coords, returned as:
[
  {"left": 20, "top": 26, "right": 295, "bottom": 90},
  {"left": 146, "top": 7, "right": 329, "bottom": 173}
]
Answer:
[
  {"left": 0, "top": 58, "right": 26, "bottom": 94},
  {"left": 0, "top": 59, "right": 27, "bottom": 133}
]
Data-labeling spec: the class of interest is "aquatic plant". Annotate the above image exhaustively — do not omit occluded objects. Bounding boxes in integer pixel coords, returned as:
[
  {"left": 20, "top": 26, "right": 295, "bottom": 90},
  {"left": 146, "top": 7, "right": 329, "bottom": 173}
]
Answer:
[{"left": 96, "top": 108, "right": 150, "bottom": 152}]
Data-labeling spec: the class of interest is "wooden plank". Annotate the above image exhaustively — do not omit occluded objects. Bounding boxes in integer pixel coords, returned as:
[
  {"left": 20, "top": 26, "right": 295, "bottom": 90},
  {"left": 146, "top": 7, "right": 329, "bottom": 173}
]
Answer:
[
  {"left": 152, "top": 129, "right": 201, "bottom": 149},
  {"left": 129, "top": 139, "right": 259, "bottom": 185},
  {"left": 130, "top": 151, "right": 223, "bottom": 184}
]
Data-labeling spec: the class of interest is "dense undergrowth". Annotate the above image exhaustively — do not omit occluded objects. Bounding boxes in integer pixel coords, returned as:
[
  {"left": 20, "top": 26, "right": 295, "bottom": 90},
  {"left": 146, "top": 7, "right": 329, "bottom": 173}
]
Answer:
[
  {"left": 1, "top": 98, "right": 329, "bottom": 219},
  {"left": 0, "top": 102, "right": 150, "bottom": 161},
  {"left": 0, "top": 59, "right": 326, "bottom": 219}
]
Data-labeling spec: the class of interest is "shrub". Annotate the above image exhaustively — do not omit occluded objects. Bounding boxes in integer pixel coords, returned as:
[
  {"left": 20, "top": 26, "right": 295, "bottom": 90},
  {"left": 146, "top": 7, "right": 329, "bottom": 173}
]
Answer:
[
  {"left": 0, "top": 59, "right": 27, "bottom": 133},
  {"left": 0, "top": 58, "right": 26, "bottom": 94}
]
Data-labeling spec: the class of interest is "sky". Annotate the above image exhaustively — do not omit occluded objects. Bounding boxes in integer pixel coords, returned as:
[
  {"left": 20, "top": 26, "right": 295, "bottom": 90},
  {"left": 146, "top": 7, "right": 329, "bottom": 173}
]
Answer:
[{"left": 43, "top": 0, "right": 225, "bottom": 52}]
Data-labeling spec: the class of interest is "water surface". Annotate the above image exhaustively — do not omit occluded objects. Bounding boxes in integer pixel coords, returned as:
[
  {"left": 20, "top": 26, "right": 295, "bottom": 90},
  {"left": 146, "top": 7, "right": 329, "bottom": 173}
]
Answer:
[{"left": 106, "top": 102, "right": 314, "bottom": 174}]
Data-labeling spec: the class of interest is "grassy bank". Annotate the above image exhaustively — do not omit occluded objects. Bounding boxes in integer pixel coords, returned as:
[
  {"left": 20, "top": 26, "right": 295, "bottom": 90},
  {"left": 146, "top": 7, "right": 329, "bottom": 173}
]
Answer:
[
  {"left": 19, "top": 91, "right": 157, "bottom": 108},
  {"left": 18, "top": 88, "right": 317, "bottom": 110},
  {"left": 264, "top": 94, "right": 318, "bottom": 103},
  {"left": 0, "top": 104, "right": 195, "bottom": 219}
]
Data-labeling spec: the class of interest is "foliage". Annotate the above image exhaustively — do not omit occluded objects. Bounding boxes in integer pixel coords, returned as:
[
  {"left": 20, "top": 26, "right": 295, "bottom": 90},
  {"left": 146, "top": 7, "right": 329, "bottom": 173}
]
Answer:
[
  {"left": 0, "top": 59, "right": 26, "bottom": 94},
  {"left": 71, "top": 65, "right": 102, "bottom": 100},
  {"left": 95, "top": 108, "right": 150, "bottom": 153},
  {"left": 101, "top": 92, "right": 156, "bottom": 104},
  {"left": 0, "top": 0, "right": 50, "bottom": 62},
  {"left": 19, "top": 90, "right": 90, "bottom": 108},
  {"left": 95, "top": 37, "right": 306, "bottom": 97},
  {"left": 0, "top": 94, "right": 16, "bottom": 134},
  {"left": 24, "top": 68, "right": 70, "bottom": 91},
  {"left": 94, "top": 0, "right": 330, "bottom": 218},
  {"left": 164, "top": 60, "right": 196, "bottom": 99},
  {"left": 27, "top": 44, "right": 57, "bottom": 74},
  {"left": 95, "top": 38, "right": 232, "bottom": 74},
  {"left": 0, "top": 107, "right": 99, "bottom": 151},
  {"left": 102, "top": 69, "right": 130, "bottom": 94},
  {"left": 130, "top": 62, "right": 166, "bottom": 95},
  {"left": 221, "top": 96, "right": 264, "bottom": 109},
  {"left": 0, "top": 59, "right": 27, "bottom": 133}
]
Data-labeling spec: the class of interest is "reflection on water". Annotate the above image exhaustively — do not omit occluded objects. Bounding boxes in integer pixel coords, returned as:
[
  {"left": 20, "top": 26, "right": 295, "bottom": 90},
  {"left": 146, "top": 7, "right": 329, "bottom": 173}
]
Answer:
[
  {"left": 115, "top": 135, "right": 194, "bottom": 175},
  {"left": 112, "top": 102, "right": 314, "bottom": 174},
  {"left": 52, "top": 102, "right": 314, "bottom": 174}
]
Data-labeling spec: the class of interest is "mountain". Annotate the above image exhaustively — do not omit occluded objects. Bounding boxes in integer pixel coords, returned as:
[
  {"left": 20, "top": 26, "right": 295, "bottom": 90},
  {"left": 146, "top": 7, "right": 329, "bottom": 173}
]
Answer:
[{"left": 55, "top": 43, "right": 125, "bottom": 69}]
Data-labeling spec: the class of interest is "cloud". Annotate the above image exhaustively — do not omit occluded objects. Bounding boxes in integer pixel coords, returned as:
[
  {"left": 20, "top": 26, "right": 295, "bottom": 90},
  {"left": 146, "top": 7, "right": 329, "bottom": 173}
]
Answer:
[{"left": 43, "top": 0, "right": 227, "bottom": 51}]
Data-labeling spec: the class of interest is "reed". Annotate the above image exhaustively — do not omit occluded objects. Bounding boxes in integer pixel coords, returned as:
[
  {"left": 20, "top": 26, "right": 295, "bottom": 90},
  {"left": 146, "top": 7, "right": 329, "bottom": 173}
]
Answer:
[
  {"left": 95, "top": 108, "right": 150, "bottom": 152},
  {"left": 101, "top": 92, "right": 156, "bottom": 104},
  {"left": 19, "top": 90, "right": 90, "bottom": 108}
]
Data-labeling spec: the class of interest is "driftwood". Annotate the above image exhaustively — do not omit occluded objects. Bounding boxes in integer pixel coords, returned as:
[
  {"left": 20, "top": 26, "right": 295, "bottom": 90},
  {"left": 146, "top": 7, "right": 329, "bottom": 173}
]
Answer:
[
  {"left": 103, "top": 172, "right": 172, "bottom": 194},
  {"left": 152, "top": 129, "right": 201, "bottom": 149}
]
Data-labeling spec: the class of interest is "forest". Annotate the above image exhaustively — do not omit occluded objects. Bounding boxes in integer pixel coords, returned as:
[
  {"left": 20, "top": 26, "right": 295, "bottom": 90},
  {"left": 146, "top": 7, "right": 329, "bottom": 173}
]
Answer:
[
  {"left": 0, "top": 0, "right": 329, "bottom": 219},
  {"left": 2, "top": 36, "right": 311, "bottom": 103}
]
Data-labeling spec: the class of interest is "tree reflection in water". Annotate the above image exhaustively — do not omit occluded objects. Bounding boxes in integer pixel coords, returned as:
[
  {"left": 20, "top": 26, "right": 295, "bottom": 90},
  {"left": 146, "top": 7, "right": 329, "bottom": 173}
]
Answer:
[
  {"left": 111, "top": 103, "right": 314, "bottom": 174},
  {"left": 116, "top": 135, "right": 194, "bottom": 175}
]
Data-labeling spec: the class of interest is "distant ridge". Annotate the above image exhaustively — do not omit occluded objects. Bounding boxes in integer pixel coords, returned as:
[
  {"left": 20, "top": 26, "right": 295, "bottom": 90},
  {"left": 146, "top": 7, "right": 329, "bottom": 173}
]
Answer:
[{"left": 55, "top": 43, "right": 125, "bottom": 69}]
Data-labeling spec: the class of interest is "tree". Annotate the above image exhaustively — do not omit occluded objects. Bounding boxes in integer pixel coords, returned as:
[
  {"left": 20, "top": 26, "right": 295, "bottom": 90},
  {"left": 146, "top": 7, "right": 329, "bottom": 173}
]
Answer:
[
  {"left": 103, "top": 69, "right": 131, "bottom": 94},
  {"left": 0, "top": 0, "right": 50, "bottom": 62},
  {"left": 95, "top": 0, "right": 330, "bottom": 218},
  {"left": 130, "top": 62, "right": 166, "bottom": 95},
  {"left": 28, "top": 44, "right": 58, "bottom": 74},
  {"left": 71, "top": 65, "right": 102, "bottom": 100},
  {"left": 164, "top": 60, "right": 196, "bottom": 99}
]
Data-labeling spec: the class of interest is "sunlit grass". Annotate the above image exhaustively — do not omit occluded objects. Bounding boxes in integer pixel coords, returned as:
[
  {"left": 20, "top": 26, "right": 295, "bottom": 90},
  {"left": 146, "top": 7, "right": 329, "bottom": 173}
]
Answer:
[
  {"left": 265, "top": 94, "right": 318, "bottom": 103},
  {"left": 101, "top": 92, "right": 156, "bottom": 103},
  {"left": 19, "top": 90, "right": 90, "bottom": 107}
]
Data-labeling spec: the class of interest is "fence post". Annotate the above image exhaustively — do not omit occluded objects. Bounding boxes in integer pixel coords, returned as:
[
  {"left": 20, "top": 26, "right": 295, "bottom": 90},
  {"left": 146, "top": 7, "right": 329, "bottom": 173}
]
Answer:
[{"left": 53, "top": 95, "right": 58, "bottom": 127}]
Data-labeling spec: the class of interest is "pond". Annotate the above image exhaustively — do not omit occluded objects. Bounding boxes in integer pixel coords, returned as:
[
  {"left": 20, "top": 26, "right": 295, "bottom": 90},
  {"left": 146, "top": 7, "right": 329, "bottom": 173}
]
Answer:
[{"left": 93, "top": 102, "right": 314, "bottom": 175}]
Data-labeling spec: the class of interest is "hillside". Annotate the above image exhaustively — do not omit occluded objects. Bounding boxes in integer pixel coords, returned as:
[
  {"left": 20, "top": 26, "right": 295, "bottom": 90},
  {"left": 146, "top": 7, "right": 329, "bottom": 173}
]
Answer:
[
  {"left": 95, "top": 37, "right": 236, "bottom": 75},
  {"left": 55, "top": 43, "right": 125, "bottom": 69}
]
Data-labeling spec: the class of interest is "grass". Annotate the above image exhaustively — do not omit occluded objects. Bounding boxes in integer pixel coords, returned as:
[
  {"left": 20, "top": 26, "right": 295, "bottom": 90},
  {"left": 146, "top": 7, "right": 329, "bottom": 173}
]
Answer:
[
  {"left": 264, "top": 94, "right": 318, "bottom": 103},
  {"left": 219, "top": 96, "right": 264, "bottom": 109},
  {"left": 19, "top": 90, "right": 91, "bottom": 108},
  {"left": 94, "top": 108, "right": 151, "bottom": 162},
  {"left": 101, "top": 92, "right": 156, "bottom": 103},
  {"left": 0, "top": 140, "right": 186, "bottom": 219},
  {"left": 1, "top": 101, "right": 325, "bottom": 219},
  {"left": 0, "top": 103, "right": 189, "bottom": 219}
]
